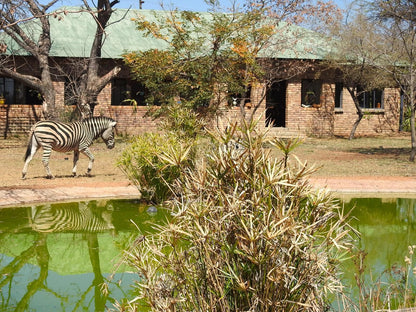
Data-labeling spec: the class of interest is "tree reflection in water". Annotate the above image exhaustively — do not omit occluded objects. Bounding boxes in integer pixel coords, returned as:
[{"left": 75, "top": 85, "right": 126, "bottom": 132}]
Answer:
[{"left": 0, "top": 199, "right": 162, "bottom": 312}]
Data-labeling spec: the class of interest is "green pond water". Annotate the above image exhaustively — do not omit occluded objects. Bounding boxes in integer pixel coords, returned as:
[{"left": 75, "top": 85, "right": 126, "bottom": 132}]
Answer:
[
  {"left": 343, "top": 197, "right": 416, "bottom": 274},
  {"left": 0, "top": 199, "right": 169, "bottom": 312},
  {"left": 0, "top": 197, "right": 415, "bottom": 311}
]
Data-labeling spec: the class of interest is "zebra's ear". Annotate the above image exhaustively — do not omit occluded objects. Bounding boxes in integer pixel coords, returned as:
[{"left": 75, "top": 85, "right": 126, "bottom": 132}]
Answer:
[{"left": 110, "top": 121, "right": 117, "bottom": 128}]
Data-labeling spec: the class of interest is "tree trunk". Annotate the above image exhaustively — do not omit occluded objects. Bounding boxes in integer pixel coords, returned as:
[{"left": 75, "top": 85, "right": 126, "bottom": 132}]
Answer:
[
  {"left": 410, "top": 106, "right": 416, "bottom": 162},
  {"left": 77, "top": 65, "right": 121, "bottom": 119},
  {"left": 410, "top": 83, "right": 416, "bottom": 161},
  {"left": 41, "top": 86, "right": 56, "bottom": 119},
  {"left": 0, "top": 0, "right": 57, "bottom": 120},
  {"left": 39, "top": 54, "right": 57, "bottom": 119},
  {"left": 349, "top": 110, "right": 363, "bottom": 140},
  {"left": 77, "top": 0, "right": 120, "bottom": 119},
  {"left": 347, "top": 87, "right": 363, "bottom": 140}
]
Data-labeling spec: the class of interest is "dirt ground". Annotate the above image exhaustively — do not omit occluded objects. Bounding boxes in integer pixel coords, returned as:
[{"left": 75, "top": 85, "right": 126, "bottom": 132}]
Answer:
[
  {"left": 0, "top": 141, "right": 140, "bottom": 207},
  {"left": 0, "top": 141, "right": 131, "bottom": 188},
  {"left": 1, "top": 138, "right": 416, "bottom": 207}
]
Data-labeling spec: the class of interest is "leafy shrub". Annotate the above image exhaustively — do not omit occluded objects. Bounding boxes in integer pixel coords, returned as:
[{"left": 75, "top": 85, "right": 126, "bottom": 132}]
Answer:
[
  {"left": 157, "top": 100, "right": 205, "bottom": 140},
  {"left": 118, "top": 101, "right": 204, "bottom": 204},
  {"left": 118, "top": 132, "right": 195, "bottom": 204},
  {"left": 117, "top": 120, "right": 355, "bottom": 311}
]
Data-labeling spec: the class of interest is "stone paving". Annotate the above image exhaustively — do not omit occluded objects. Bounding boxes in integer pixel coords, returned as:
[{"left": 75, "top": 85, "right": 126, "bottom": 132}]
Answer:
[
  {"left": 2, "top": 176, "right": 416, "bottom": 207},
  {"left": 0, "top": 185, "right": 140, "bottom": 207}
]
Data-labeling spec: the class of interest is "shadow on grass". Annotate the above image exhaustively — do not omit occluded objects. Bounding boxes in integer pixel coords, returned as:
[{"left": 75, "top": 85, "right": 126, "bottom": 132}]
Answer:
[{"left": 349, "top": 147, "right": 411, "bottom": 156}]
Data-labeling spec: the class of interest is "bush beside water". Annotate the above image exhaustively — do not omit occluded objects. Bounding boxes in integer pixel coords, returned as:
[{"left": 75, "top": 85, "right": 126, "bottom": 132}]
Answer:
[{"left": 116, "top": 120, "right": 356, "bottom": 311}]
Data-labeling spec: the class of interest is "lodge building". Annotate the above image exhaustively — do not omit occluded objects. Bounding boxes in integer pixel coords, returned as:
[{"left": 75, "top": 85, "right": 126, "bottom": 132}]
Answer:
[{"left": 0, "top": 8, "right": 401, "bottom": 138}]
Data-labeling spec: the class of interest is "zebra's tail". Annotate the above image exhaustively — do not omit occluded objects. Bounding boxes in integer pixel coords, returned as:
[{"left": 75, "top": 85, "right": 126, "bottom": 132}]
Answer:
[{"left": 24, "top": 128, "right": 35, "bottom": 162}]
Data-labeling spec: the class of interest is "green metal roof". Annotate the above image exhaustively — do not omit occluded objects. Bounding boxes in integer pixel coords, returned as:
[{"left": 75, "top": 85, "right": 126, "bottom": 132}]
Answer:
[{"left": 0, "top": 7, "right": 333, "bottom": 60}]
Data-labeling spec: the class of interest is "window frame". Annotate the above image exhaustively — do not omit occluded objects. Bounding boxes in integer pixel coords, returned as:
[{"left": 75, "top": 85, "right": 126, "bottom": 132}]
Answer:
[
  {"left": 0, "top": 77, "right": 43, "bottom": 105},
  {"left": 0, "top": 77, "right": 14, "bottom": 104},
  {"left": 301, "top": 79, "right": 322, "bottom": 107},
  {"left": 111, "top": 78, "right": 147, "bottom": 106},
  {"left": 229, "top": 86, "right": 252, "bottom": 108},
  {"left": 358, "top": 86, "right": 384, "bottom": 109}
]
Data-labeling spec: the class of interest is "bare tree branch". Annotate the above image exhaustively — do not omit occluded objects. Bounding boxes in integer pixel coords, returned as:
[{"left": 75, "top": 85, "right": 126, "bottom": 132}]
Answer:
[{"left": 0, "top": 0, "right": 124, "bottom": 121}]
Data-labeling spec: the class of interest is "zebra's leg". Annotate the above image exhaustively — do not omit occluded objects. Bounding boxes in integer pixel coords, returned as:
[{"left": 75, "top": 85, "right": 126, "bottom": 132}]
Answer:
[
  {"left": 41, "top": 146, "right": 54, "bottom": 179},
  {"left": 80, "top": 148, "right": 94, "bottom": 177},
  {"left": 72, "top": 150, "right": 80, "bottom": 177},
  {"left": 22, "top": 135, "right": 40, "bottom": 179}
]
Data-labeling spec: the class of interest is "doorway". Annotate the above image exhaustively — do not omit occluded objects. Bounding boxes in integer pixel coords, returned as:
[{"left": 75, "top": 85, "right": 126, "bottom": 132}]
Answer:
[{"left": 266, "top": 81, "right": 286, "bottom": 127}]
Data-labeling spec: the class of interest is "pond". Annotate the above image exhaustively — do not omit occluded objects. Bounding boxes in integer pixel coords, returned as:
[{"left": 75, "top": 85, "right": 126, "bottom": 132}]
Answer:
[
  {"left": 0, "top": 197, "right": 415, "bottom": 311},
  {"left": 340, "top": 196, "right": 416, "bottom": 308},
  {"left": 343, "top": 197, "right": 416, "bottom": 276},
  {"left": 0, "top": 199, "right": 169, "bottom": 312}
]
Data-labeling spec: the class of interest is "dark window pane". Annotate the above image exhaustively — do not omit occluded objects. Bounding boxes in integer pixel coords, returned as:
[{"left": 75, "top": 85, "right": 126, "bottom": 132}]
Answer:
[
  {"left": 335, "top": 82, "right": 343, "bottom": 108},
  {"left": 301, "top": 79, "right": 321, "bottom": 106},
  {"left": 111, "top": 79, "right": 147, "bottom": 106}
]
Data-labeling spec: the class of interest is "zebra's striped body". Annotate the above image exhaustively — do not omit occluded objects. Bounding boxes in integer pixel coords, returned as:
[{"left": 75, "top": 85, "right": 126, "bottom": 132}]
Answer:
[
  {"left": 22, "top": 117, "right": 117, "bottom": 179},
  {"left": 30, "top": 202, "right": 115, "bottom": 233}
]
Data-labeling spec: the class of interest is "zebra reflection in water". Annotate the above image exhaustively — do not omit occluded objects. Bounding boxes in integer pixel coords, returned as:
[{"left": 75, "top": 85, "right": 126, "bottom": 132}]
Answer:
[
  {"left": 29, "top": 202, "right": 115, "bottom": 233},
  {"left": 18, "top": 201, "right": 113, "bottom": 311},
  {"left": 22, "top": 116, "right": 117, "bottom": 179}
]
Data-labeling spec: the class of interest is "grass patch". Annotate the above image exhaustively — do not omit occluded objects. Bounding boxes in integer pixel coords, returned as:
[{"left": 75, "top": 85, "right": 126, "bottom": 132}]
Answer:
[{"left": 291, "top": 134, "right": 416, "bottom": 177}]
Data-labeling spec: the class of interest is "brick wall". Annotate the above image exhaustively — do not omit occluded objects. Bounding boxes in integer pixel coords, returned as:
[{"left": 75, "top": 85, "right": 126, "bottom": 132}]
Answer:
[
  {"left": 333, "top": 87, "right": 400, "bottom": 136},
  {"left": 0, "top": 80, "right": 160, "bottom": 138},
  {"left": 93, "top": 83, "right": 160, "bottom": 135},
  {"left": 0, "top": 104, "right": 43, "bottom": 138},
  {"left": 0, "top": 64, "right": 401, "bottom": 138},
  {"left": 282, "top": 80, "right": 400, "bottom": 137}
]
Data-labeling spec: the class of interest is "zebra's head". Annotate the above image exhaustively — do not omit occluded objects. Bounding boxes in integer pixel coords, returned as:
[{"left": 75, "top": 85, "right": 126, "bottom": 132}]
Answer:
[{"left": 102, "top": 120, "right": 117, "bottom": 149}]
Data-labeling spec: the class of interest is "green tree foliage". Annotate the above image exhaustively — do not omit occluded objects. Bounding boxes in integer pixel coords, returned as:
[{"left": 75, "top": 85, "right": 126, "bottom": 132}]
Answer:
[
  {"left": 117, "top": 121, "right": 355, "bottom": 311},
  {"left": 124, "top": 0, "right": 342, "bottom": 124},
  {"left": 123, "top": 7, "right": 273, "bottom": 119}
]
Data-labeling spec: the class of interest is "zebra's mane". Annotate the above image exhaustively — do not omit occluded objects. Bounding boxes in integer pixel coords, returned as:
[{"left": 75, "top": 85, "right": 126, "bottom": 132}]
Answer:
[{"left": 81, "top": 116, "right": 116, "bottom": 139}]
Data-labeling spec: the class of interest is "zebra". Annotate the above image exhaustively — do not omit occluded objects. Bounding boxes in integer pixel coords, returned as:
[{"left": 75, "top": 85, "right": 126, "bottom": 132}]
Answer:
[
  {"left": 22, "top": 116, "right": 117, "bottom": 179},
  {"left": 29, "top": 202, "right": 115, "bottom": 233}
]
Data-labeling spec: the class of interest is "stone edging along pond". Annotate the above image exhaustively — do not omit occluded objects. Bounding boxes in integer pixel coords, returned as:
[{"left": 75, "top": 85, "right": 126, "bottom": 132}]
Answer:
[
  {"left": 1, "top": 176, "right": 416, "bottom": 208},
  {"left": 0, "top": 185, "right": 141, "bottom": 207}
]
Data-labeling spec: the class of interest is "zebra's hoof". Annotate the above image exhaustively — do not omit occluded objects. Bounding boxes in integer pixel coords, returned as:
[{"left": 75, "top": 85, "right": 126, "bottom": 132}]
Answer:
[
  {"left": 21, "top": 174, "right": 26, "bottom": 180},
  {"left": 46, "top": 175, "right": 54, "bottom": 179}
]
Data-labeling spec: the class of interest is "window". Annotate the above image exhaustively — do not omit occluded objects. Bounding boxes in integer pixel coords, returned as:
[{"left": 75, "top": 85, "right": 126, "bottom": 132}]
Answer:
[
  {"left": 229, "top": 86, "right": 252, "bottom": 108},
  {"left": 0, "top": 77, "right": 42, "bottom": 105},
  {"left": 111, "top": 78, "right": 146, "bottom": 106},
  {"left": 335, "top": 82, "right": 343, "bottom": 109},
  {"left": 0, "top": 77, "right": 14, "bottom": 104},
  {"left": 301, "top": 79, "right": 322, "bottom": 107},
  {"left": 358, "top": 87, "right": 383, "bottom": 109},
  {"left": 25, "top": 87, "right": 42, "bottom": 105}
]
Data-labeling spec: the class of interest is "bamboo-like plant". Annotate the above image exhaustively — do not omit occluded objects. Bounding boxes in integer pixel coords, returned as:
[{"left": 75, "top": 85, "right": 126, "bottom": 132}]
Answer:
[{"left": 118, "top": 120, "right": 355, "bottom": 311}]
